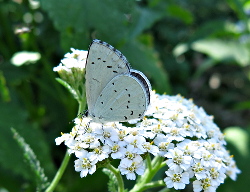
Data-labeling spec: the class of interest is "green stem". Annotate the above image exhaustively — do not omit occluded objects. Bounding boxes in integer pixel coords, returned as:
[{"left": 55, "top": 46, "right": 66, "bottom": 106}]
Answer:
[
  {"left": 145, "top": 154, "right": 152, "bottom": 171},
  {"left": 45, "top": 150, "right": 71, "bottom": 192},
  {"left": 130, "top": 156, "right": 165, "bottom": 192},
  {"left": 106, "top": 163, "right": 124, "bottom": 192},
  {"left": 77, "top": 84, "right": 86, "bottom": 115},
  {"left": 138, "top": 180, "right": 166, "bottom": 191}
]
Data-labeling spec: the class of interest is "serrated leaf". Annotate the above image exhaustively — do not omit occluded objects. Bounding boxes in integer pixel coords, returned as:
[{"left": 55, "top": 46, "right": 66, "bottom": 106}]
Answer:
[
  {"left": 103, "top": 168, "right": 118, "bottom": 192},
  {"left": 11, "top": 128, "right": 49, "bottom": 191},
  {"left": 0, "top": 101, "right": 55, "bottom": 184}
]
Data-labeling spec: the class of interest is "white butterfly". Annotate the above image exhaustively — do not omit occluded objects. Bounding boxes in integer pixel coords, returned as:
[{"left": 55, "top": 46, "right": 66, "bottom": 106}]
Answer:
[{"left": 85, "top": 39, "right": 151, "bottom": 123}]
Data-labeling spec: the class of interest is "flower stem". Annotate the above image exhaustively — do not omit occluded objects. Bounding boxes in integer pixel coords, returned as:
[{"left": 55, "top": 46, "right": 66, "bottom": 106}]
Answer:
[
  {"left": 45, "top": 150, "right": 71, "bottom": 192},
  {"left": 130, "top": 155, "right": 165, "bottom": 192},
  {"left": 106, "top": 163, "right": 124, "bottom": 192}
]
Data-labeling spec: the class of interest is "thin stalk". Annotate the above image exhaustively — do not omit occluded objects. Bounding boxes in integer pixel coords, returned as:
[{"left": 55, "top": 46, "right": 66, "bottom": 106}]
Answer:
[
  {"left": 106, "top": 163, "right": 124, "bottom": 192},
  {"left": 45, "top": 151, "right": 71, "bottom": 192},
  {"left": 130, "top": 156, "right": 165, "bottom": 192}
]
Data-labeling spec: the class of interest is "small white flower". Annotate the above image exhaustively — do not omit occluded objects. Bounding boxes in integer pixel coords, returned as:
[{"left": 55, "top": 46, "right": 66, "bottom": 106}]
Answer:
[
  {"left": 138, "top": 141, "right": 159, "bottom": 156},
  {"left": 193, "top": 178, "right": 216, "bottom": 192},
  {"left": 166, "top": 148, "right": 193, "bottom": 172},
  {"left": 209, "top": 167, "right": 226, "bottom": 186},
  {"left": 95, "top": 125, "right": 119, "bottom": 145},
  {"left": 124, "top": 134, "right": 146, "bottom": 154},
  {"left": 89, "top": 145, "right": 110, "bottom": 161},
  {"left": 119, "top": 159, "right": 145, "bottom": 180},
  {"left": 109, "top": 142, "right": 126, "bottom": 159},
  {"left": 191, "top": 160, "right": 207, "bottom": 180},
  {"left": 55, "top": 133, "right": 74, "bottom": 145},
  {"left": 63, "top": 48, "right": 88, "bottom": 69},
  {"left": 164, "top": 169, "right": 190, "bottom": 190},
  {"left": 225, "top": 159, "right": 241, "bottom": 181},
  {"left": 123, "top": 149, "right": 143, "bottom": 163},
  {"left": 154, "top": 134, "right": 175, "bottom": 156},
  {"left": 193, "top": 148, "right": 215, "bottom": 167},
  {"left": 74, "top": 150, "right": 98, "bottom": 177},
  {"left": 78, "top": 133, "right": 100, "bottom": 149},
  {"left": 164, "top": 127, "right": 186, "bottom": 141},
  {"left": 177, "top": 139, "right": 198, "bottom": 156}
]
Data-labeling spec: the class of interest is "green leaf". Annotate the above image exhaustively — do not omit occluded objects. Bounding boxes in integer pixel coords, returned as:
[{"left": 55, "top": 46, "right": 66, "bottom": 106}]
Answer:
[
  {"left": 0, "top": 101, "right": 55, "bottom": 187},
  {"left": 0, "top": 71, "right": 10, "bottom": 102},
  {"left": 193, "top": 58, "right": 217, "bottom": 78},
  {"left": 233, "top": 100, "right": 250, "bottom": 110},
  {"left": 55, "top": 78, "right": 79, "bottom": 100},
  {"left": 120, "top": 40, "right": 170, "bottom": 93},
  {"left": 11, "top": 128, "right": 49, "bottom": 191},
  {"left": 103, "top": 168, "right": 118, "bottom": 192},
  {"left": 166, "top": 4, "right": 194, "bottom": 24},
  {"left": 129, "top": 7, "right": 164, "bottom": 39},
  {"left": 226, "top": 0, "right": 248, "bottom": 21},
  {"left": 224, "top": 126, "right": 249, "bottom": 157},
  {"left": 39, "top": 0, "right": 135, "bottom": 50},
  {"left": 191, "top": 39, "right": 250, "bottom": 66},
  {"left": 173, "top": 43, "right": 189, "bottom": 57}
]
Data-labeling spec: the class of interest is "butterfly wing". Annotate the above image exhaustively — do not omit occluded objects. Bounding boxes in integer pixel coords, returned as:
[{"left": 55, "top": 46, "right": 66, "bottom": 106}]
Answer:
[
  {"left": 92, "top": 72, "right": 151, "bottom": 123},
  {"left": 85, "top": 40, "right": 130, "bottom": 114}
]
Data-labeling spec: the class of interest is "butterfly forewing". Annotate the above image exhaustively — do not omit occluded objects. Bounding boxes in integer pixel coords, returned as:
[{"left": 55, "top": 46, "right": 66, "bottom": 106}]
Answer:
[{"left": 85, "top": 40, "right": 130, "bottom": 114}]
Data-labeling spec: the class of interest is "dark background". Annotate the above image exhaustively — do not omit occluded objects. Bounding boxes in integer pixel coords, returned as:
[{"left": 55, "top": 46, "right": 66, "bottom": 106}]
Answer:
[{"left": 0, "top": 0, "right": 249, "bottom": 191}]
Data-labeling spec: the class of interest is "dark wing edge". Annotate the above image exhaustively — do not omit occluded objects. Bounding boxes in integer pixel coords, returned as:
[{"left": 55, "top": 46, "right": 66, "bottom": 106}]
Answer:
[
  {"left": 91, "top": 39, "right": 131, "bottom": 70},
  {"left": 130, "top": 69, "right": 151, "bottom": 106}
]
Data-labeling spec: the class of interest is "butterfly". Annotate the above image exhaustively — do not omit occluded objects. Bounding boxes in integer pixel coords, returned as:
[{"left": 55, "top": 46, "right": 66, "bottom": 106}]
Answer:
[{"left": 85, "top": 39, "right": 151, "bottom": 123}]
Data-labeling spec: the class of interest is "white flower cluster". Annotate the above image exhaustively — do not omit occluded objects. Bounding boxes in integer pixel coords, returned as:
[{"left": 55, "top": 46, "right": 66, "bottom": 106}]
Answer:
[
  {"left": 53, "top": 48, "right": 87, "bottom": 87},
  {"left": 53, "top": 48, "right": 87, "bottom": 72},
  {"left": 56, "top": 91, "right": 240, "bottom": 191}
]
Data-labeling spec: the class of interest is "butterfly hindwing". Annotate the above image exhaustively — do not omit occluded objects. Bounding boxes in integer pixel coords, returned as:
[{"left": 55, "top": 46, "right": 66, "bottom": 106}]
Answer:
[{"left": 92, "top": 73, "right": 150, "bottom": 122}]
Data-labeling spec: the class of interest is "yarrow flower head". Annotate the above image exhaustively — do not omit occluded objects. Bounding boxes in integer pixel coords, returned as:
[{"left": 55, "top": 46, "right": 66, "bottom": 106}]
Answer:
[
  {"left": 56, "top": 91, "right": 241, "bottom": 191},
  {"left": 53, "top": 48, "right": 88, "bottom": 91}
]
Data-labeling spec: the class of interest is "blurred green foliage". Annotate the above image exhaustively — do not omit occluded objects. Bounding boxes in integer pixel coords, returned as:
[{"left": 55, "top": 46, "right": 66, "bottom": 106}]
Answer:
[{"left": 0, "top": 0, "right": 249, "bottom": 191}]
